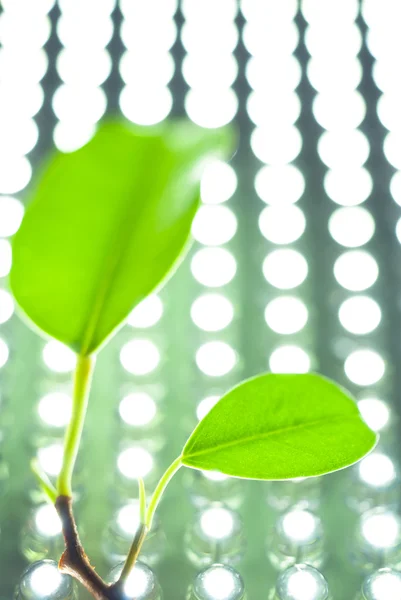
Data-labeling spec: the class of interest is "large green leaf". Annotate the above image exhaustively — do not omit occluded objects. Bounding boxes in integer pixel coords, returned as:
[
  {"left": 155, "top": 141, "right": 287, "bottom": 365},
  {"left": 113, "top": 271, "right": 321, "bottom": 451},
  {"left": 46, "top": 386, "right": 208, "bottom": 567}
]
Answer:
[
  {"left": 10, "top": 120, "right": 233, "bottom": 355},
  {"left": 182, "top": 373, "right": 377, "bottom": 479}
]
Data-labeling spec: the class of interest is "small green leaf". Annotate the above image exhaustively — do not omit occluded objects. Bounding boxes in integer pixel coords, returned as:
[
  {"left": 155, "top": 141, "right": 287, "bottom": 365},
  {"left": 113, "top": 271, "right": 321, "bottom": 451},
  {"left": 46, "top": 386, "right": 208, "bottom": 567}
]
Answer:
[
  {"left": 10, "top": 120, "right": 233, "bottom": 355},
  {"left": 182, "top": 373, "right": 377, "bottom": 480}
]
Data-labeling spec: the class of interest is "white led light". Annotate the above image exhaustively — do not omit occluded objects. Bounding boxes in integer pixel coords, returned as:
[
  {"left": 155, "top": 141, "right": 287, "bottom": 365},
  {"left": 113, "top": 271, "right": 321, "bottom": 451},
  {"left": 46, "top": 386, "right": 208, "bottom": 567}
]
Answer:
[
  {"left": 53, "top": 121, "right": 96, "bottom": 153},
  {"left": 30, "top": 563, "right": 63, "bottom": 597},
  {"left": 120, "top": 86, "right": 172, "bottom": 126},
  {"left": 305, "top": 23, "right": 362, "bottom": 58},
  {"left": 269, "top": 346, "right": 311, "bottom": 374},
  {"left": 338, "top": 296, "right": 381, "bottom": 334},
  {"left": 202, "top": 470, "right": 229, "bottom": 482},
  {"left": 37, "top": 444, "right": 64, "bottom": 478},
  {"left": 1, "top": 0, "right": 55, "bottom": 13},
  {"left": 0, "top": 13, "right": 51, "bottom": 48},
  {"left": 120, "top": 51, "right": 175, "bottom": 86},
  {"left": 0, "top": 338, "right": 9, "bottom": 369},
  {"left": 281, "top": 509, "right": 319, "bottom": 544},
  {"left": 313, "top": 90, "right": 366, "bottom": 130},
  {"left": 0, "top": 240, "right": 12, "bottom": 277},
  {"left": 363, "top": 568, "right": 401, "bottom": 600},
  {"left": 182, "top": 0, "right": 237, "bottom": 20},
  {"left": 200, "top": 507, "right": 235, "bottom": 540},
  {"left": 0, "top": 117, "right": 38, "bottom": 156},
  {"left": 117, "top": 503, "right": 140, "bottom": 536},
  {"left": 121, "top": 19, "right": 177, "bottom": 53},
  {"left": 255, "top": 165, "right": 305, "bottom": 205},
  {"left": 192, "top": 205, "right": 237, "bottom": 246},
  {"left": 196, "top": 341, "right": 236, "bottom": 377},
  {"left": 307, "top": 56, "right": 362, "bottom": 92},
  {"left": 59, "top": 0, "right": 116, "bottom": 13},
  {"left": 182, "top": 54, "right": 238, "bottom": 90},
  {"left": 246, "top": 55, "right": 301, "bottom": 93},
  {"left": 329, "top": 207, "right": 375, "bottom": 248},
  {"left": 0, "top": 289, "right": 14, "bottom": 324},
  {"left": 247, "top": 91, "right": 301, "bottom": 127},
  {"left": 0, "top": 83, "right": 43, "bottom": 119},
  {"left": 0, "top": 196, "right": 24, "bottom": 237},
  {"left": 373, "top": 59, "right": 401, "bottom": 94},
  {"left": 358, "top": 453, "right": 396, "bottom": 488},
  {"left": 275, "top": 564, "right": 329, "bottom": 600},
  {"left": 196, "top": 396, "right": 220, "bottom": 421},
  {"left": 259, "top": 205, "right": 306, "bottom": 244},
  {"left": 263, "top": 249, "right": 308, "bottom": 290},
  {"left": 127, "top": 295, "right": 163, "bottom": 328},
  {"left": 185, "top": 89, "right": 238, "bottom": 128},
  {"left": 57, "top": 16, "right": 114, "bottom": 49},
  {"left": 201, "top": 161, "right": 237, "bottom": 204},
  {"left": 251, "top": 126, "right": 302, "bottom": 165},
  {"left": 191, "top": 248, "right": 237, "bottom": 287},
  {"left": 191, "top": 294, "right": 234, "bottom": 332},
  {"left": 0, "top": 48, "right": 48, "bottom": 84},
  {"left": 42, "top": 341, "right": 76, "bottom": 374},
  {"left": 123, "top": 563, "right": 154, "bottom": 600},
  {"left": 120, "top": 340, "right": 160, "bottom": 375},
  {"left": 38, "top": 392, "right": 72, "bottom": 428},
  {"left": 52, "top": 85, "right": 107, "bottom": 124},
  {"left": 181, "top": 23, "right": 238, "bottom": 55},
  {"left": 265, "top": 297, "right": 308, "bottom": 335},
  {"left": 324, "top": 168, "right": 372, "bottom": 206},
  {"left": 117, "top": 447, "right": 154, "bottom": 480},
  {"left": 361, "top": 510, "right": 401, "bottom": 549},
  {"left": 0, "top": 155, "right": 32, "bottom": 194},
  {"left": 302, "top": 0, "right": 359, "bottom": 24},
  {"left": 119, "top": 393, "right": 157, "bottom": 427},
  {"left": 344, "top": 349, "right": 385, "bottom": 386},
  {"left": 377, "top": 93, "right": 401, "bottom": 131},
  {"left": 35, "top": 504, "right": 62, "bottom": 538},
  {"left": 396, "top": 218, "right": 401, "bottom": 244},
  {"left": 391, "top": 171, "right": 401, "bottom": 206},
  {"left": 56, "top": 48, "right": 112, "bottom": 86},
  {"left": 200, "top": 566, "right": 241, "bottom": 600},
  {"left": 318, "top": 130, "right": 369, "bottom": 169},
  {"left": 241, "top": 0, "right": 298, "bottom": 20},
  {"left": 358, "top": 398, "right": 390, "bottom": 432},
  {"left": 243, "top": 21, "right": 299, "bottom": 57},
  {"left": 334, "top": 251, "right": 379, "bottom": 291}
]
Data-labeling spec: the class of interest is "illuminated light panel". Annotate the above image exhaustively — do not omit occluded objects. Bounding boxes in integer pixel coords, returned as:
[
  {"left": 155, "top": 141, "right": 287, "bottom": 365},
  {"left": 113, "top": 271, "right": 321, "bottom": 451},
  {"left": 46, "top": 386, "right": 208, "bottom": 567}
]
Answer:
[
  {"left": 57, "top": 48, "right": 112, "bottom": 86},
  {"left": 42, "top": 341, "right": 76, "bottom": 374},
  {"left": 0, "top": 48, "right": 48, "bottom": 83},
  {"left": 328, "top": 206, "right": 375, "bottom": 248},
  {"left": 35, "top": 504, "right": 62, "bottom": 537},
  {"left": 200, "top": 506, "right": 235, "bottom": 540},
  {"left": 255, "top": 165, "right": 305, "bottom": 205},
  {"left": 324, "top": 168, "right": 373, "bottom": 206},
  {"left": 182, "top": 0, "right": 238, "bottom": 20},
  {"left": 358, "top": 398, "right": 390, "bottom": 433},
  {"left": 391, "top": 171, "right": 401, "bottom": 206},
  {"left": 192, "top": 205, "right": 237, "bottom": 246},
  {"left": 247, "top": 91, "right": 301, "bottom": 127},
  {"left": 120, "top": 340, "right": 160, "bottom": 376},
  {"left": 363, "top": 568, "right": 401, "bottom": 600},
  {"left": 251, "top": 126, "right": 302, "bottom": 165},
  {"left": 191, "top": 248, "right": 237, "bottom": 287},
  {"left": 196, "top": 395, "right": 220, "bottom": 421},
  {"left": 0, "top": 196, "right": 24, "bottom": 237},
  {"left": 29, "top": 563, "right": 64, "bottom": 598},
  {"left": 318, "top": 130, "right": 370, "bottom": 168},
  {"left": 37, "top": 444, "right": 64, "bottom": 477},
  {"left": 182, "top": 54, "right": 238, "bottom": 89},
  {"left": 383, "top": 132, "right": 401, "bottom": 170},
  {"left": 0, "top": 240, "right": 12, "bottom": 278},
  {"left": 302, "top": 0, "right": 359, "bottom": 24},
  {"left": 120, "top": 86, "right": 172, "bottom": 126},
  {"left": 246, "top": 56, "right": 302, "bottom": 93},
  {"left": 263, "top": 249, "right": 308, "bottom": 290},
  {"left": 52, "top": 85, "right": 107, "bottom": 124},
  {"left": 281, "top": 509, "right": 320, "bottom": 544},
  {"left": 0, "top": 289, "right": 14, "bottom": 324},
  {"left": 338, "top": 296, "right": 381, "bottom": 334},
  {"left": 0, "top": 155, "right": 32, "bottom": 194},
  {"left": 201, "top": 161, "right": 237, "bottom": 205},
  {"left": 196, "top": 341, "right": 237, "bottom": 377},
  {"left": 53, "top": 121, "right": 96, "bottom": 153},
  {"left": 344, "top": 349, "right": 385, "bottom": 386},
  {"left": 313, "top": 91, "right": 366, "bottom": 130},
  {"left": 358, "top": 453, "right": 396, "bottom": 488},
  {"left": 307, "top": 56, "right": 362, "bottom": 92},
  {"left": 334, "top": 250, "right": 379, "bottom": 291},
  {"left": 127, "top": 295, "right": 163, "bottom": 328},
  {"left": 0, "top": 83, "right": 44, "bottom": 119},
  {"left": 185, "top": 89, "right": 238, "bottom": 129},
  {"left": 120, "top": 51, "right": 174, "bottom": 86},
  {"left": 191, "top": 294, "right": 234, "bottom": 332},
  {"left": 259, "top": 205, "right": 306, "bottom": 244},
  {"left": 38, "top": 392, "right": 72, "bottom": 428},
  {"left": 269, "top": 346, "right": 311, "bottom": 374},
  {"left": 119, "top": 393, "right": 157, "bottom": 427},
  {"left": 117, "top": 447, "right": 154, "bottom": 480},
  {"left": 305, "top": 23, "right": 362, "bottom": 58},
  {"left": 241, "top": 0, "right": 298, "bottom": 22},
  {"left": 275, "top": 564, "right": 329, "bottom": 600},
  {"left": 265, "top": 297, "right": 308, "bottom": 335},
  {"left": 361, "top": 509, "right": 401, "bottom": 549},
  {"left": 243, "top": 21, "right": 299, "bottom": 57},
  {"left": 57, "top": 16, "right": 114, "bottom": 49},
  {"left": 0, "top": 13, "right": 51, "bottom": 48},
  {"left": 0, "top": 338, "right": 9, "bottom": 369}
]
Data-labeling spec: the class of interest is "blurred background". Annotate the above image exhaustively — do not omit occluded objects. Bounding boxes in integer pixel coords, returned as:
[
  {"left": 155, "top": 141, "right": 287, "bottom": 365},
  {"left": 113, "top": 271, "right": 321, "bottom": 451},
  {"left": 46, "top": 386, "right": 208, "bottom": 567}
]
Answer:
[{"left": 0, "top": 0, "right": 401, "bottom": 599}]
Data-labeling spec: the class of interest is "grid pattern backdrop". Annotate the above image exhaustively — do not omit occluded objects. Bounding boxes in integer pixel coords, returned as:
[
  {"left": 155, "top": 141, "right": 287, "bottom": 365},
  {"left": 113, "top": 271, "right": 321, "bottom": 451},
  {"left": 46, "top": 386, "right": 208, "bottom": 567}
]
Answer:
[{"left": 0, "top": 1, "right": 401, "bottom": 599}]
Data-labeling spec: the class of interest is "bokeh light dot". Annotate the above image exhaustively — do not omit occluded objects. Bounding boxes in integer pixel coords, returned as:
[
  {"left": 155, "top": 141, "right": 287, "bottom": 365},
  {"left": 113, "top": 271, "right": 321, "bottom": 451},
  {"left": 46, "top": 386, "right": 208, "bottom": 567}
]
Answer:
[
  {"left": 329, "top": 207, "right": 375, "bottom": 248},
  {"left": 120, "top": 340, "right": 160, "bottom": 375},
  {"left": 339, "top": 296, "right": 381, "bottom": 335},
  {"left": 259, "top": 205, "right": 306, "bottom": 244},
  {"left": 0, "top": 196, "right": 24, "bottom": 237},
  {"left": 251, "top": 126, "right": 302, "bottom": 165},
  {"left": 120, "top": 86, "right": 172, "bottom": 126},
  {"left": 334, "top": 251, "right": 379, "bottom": 291},
  {"left": 269, "top": 346, "right": 311, "bottom": 374},
  {"left": 318, "top": 130, "right": 370, "bottom": 169},
  {"left": 201, "top": 161, "right": 237, "bottom": 204},
  {"left": 255, "top": 165, "right": 305, "bottom": 205},
  {"left": 192, "top": 205, "right": 237, "bottom": 245},
  {"left": 324, "top": 168, "right": 373, "bottom": 206},
  {"left": 196, "top": 341, "right": 237, "bottom": 377},
  {"left": 344, "top": 349, "right": 385, "bottom": 386},
  {"left": 263, "top": 249, "right": 308, "bottom": 289},
  {"left": 0, "top": 338, "right": 9, "bottom": 369},
  {"left": 185, "top": 89, "right": 238, "bottom": 129},
  {"left": 42, "top": 341, "right": 76, "bottom": 373},
  {"left": 191, "top": 294, "right": 234, "bottom": 332},
  {"left": 0, "top": 289, "right": 14, "bottom": 324},
  {"left": 191, "top": 248, "right": 237, "bottom": 287},
  {"left": 127, "top": 295, "right": 163, "bottom": 328},
  {"left": 265, "top": 297, "right": 308, "bottom": 335}
]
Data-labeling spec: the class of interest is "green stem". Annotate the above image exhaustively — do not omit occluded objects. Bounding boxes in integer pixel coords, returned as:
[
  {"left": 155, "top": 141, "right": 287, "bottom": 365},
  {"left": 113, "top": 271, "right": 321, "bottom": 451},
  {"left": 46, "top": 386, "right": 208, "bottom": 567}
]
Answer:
[
  {"left": 145, "top": 456, "right": 182, "bottom": 528},
  {"left": 57, "top": 354, "right": 95, "bottom": 497}
]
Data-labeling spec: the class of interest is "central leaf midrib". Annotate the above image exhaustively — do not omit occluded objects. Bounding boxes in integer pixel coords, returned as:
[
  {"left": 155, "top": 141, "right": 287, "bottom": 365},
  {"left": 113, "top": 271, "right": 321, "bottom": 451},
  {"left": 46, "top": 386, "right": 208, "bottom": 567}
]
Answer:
[{"left": 183, "top": 413, "right": 361, "bottom": 461}]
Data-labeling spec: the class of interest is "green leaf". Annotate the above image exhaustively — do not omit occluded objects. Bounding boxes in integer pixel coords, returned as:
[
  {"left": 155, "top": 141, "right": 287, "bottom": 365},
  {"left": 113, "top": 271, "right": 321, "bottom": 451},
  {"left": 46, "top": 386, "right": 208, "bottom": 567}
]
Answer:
[
  {"left": 10, "top": 120, "right": 233, "bottom": 355},
  {"left": 182, "top": 373, "right": 377, "bottom": 479}
]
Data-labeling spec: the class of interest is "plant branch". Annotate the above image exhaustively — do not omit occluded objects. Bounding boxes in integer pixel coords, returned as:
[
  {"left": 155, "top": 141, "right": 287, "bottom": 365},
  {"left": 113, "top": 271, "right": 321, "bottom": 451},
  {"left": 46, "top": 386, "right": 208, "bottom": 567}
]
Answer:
[
  {"left": 145, "top": 456, "right": 182, "bottom": 528},
  {"left": 57, "top": 354, "right": 95, "bottom": 497}
]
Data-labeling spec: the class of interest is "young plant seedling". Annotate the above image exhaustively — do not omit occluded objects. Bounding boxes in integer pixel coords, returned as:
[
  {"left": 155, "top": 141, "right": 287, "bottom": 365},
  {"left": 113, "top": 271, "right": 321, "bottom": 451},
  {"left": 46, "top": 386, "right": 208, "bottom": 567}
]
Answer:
[{"left": 9, "top": 120, "right": 377, "bottom": 600}]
